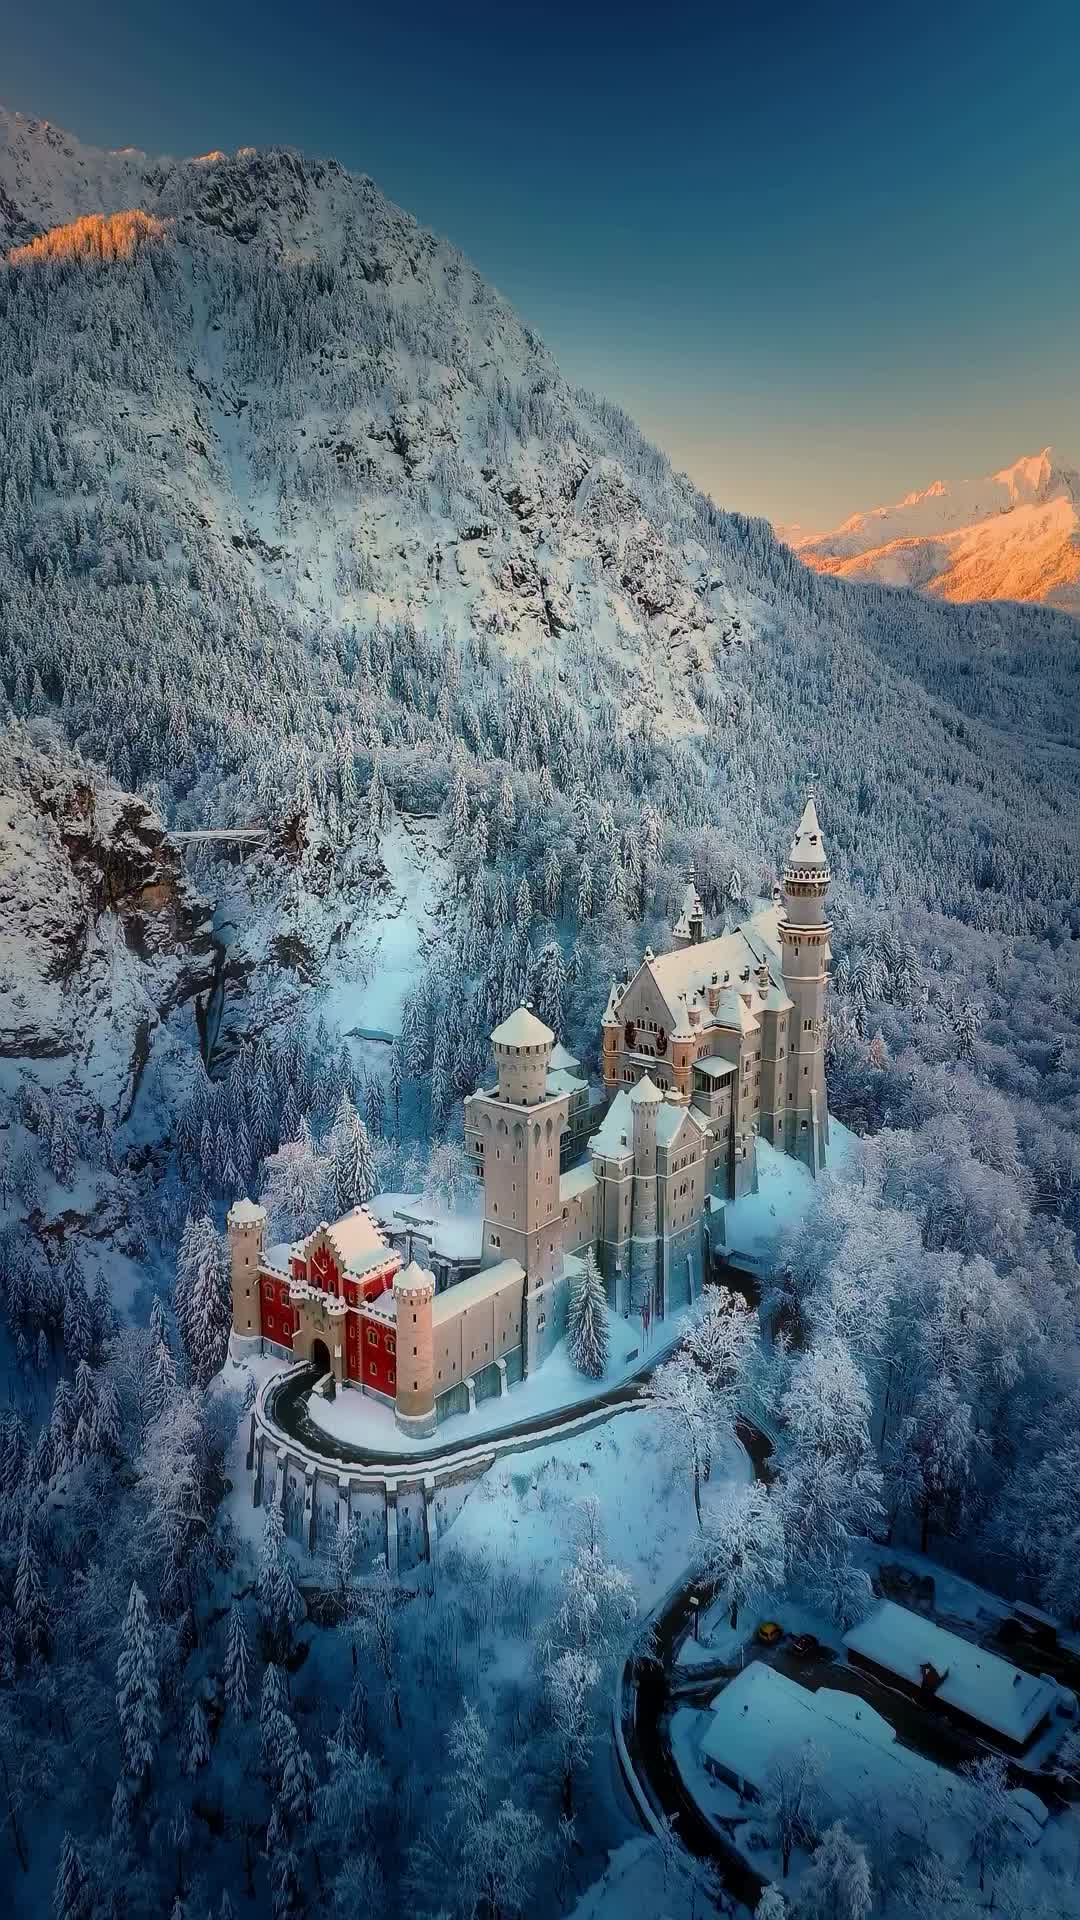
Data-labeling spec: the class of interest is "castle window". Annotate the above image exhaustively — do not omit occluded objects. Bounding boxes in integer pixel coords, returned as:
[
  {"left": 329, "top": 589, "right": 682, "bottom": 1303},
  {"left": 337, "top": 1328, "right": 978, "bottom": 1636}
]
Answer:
[{"left": 367, "top": 1328, "right": 378, "bottom": 1346}]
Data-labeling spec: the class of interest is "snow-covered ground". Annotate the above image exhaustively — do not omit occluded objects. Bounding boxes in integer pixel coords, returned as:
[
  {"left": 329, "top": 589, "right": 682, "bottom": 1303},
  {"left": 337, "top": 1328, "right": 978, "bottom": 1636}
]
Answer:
[
  {"left": 300, "top": 1299, "right": 697, "bottom": 1458},
  {"left": 321, "top": 816, "right": 447, "bottom": 1048},
  {"left": 719, "top": 1119, "right": 859, "bottom": 1268},
  {"left": 442, "top": 1412, "right": 750, "bottom": 1610},
  {"left": 369, "top": 1182, "right": 486, "bottom": 1263}
]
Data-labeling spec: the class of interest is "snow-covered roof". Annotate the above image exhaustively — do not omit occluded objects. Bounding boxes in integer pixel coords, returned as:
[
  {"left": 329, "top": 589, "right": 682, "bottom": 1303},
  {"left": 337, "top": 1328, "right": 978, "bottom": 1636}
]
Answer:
[
  {"left": 431, "top": 1258, "right": 524, "bottom": 1323},
  {"left": 549, "top": 1042, "right": 581, "bottom": 1072},
  {"left": 634, "top": 907, "right": 790, "bottom": 1033},
  {"left": 590, "top": 1090, "right": 633, "bottom": 1158},
  {"left": 843, "top": 1601, "right": 1058, "bottom": 1746},
  {"left": 785, "top": 795, "right": 829, "bottom": 871},
  {"left": 630, "top": 1073, "right": 664, "bottom": 1105},
  {"left": 305, "top": 1206, "right": 392, "bottom": 1277},
  {"left": 260, "top": 1241, "right": 293, "bottom": 1278},
  {"left": 656, "top": 1099, "right": 704, "bottom": 1150},
  {"left": 228, "top": 1196, "right": 267, "bottom": 1225},
  {"left": 490, "top": 1005, "right": 554, "bottom": 1049},
  {"left": 701, "top": 1662, "right": 958, "bottom": 1816},
  {"left": 394, "top": 1258, "right": 435, "bottom": 1295},
  {"left": 693, "top": 1056, "right": 737, "bottom": 1081},
  {"left": 560, "top": 1165, "right": 597, "bottom": 1202},
  {"left": 546, "top": 1066, "right": 586, "bottom": 1096}
]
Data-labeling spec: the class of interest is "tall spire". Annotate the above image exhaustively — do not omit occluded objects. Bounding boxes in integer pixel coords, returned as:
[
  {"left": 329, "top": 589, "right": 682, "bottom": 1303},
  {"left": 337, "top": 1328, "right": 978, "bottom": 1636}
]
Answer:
[
  {"left": 785, "top": 793, "right": 829, "bottom": 875},
  {"left": 672, "top": 862, "right": 705, "bottom": 948}
]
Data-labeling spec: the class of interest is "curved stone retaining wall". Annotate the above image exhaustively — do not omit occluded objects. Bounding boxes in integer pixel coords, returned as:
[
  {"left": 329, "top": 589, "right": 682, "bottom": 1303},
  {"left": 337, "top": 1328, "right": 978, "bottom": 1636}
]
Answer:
[{"left": 247, "top": 1362, "right": 643, "bottom": 1570}]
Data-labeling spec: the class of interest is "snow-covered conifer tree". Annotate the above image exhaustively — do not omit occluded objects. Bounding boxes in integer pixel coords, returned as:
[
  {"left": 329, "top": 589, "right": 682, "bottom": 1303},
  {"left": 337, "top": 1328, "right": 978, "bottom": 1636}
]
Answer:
[
  {"left": 565, "top": 1249, "right": 608, "bottom": 1379},
  {"left": 14, "top": 1518, "right": 49, "bottom": 1661},
  {"left": 260, "top": 1662, "right": 291, "bottom": 1774},
  {"left": 183, "top": 1698, "right": 211, "bottom": 1775},
  {"left": 223, "top": 1599, "right": 251, "bottom": 1721},
  {"left": 326, "top": 1091, "right": 377, "bottom": 1215},
  {"left": 257, "top": 1505, "right": 305, "bottom": 1662},
  {"left": 53, "top": 1832, "right": 93, "bottom": 1920},
  {"left": 115, "top": 1581, "right": 159, "bottom": 1787},
  {"left": 183, "top": 1214, "right": 231, "bottom": 1388}
]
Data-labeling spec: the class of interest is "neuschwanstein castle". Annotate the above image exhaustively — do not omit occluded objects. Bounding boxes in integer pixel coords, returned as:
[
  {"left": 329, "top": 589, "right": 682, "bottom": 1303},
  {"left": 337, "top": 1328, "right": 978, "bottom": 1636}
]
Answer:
[{"left": 228, "top": 798, "right": 831, "bottom": 1434}]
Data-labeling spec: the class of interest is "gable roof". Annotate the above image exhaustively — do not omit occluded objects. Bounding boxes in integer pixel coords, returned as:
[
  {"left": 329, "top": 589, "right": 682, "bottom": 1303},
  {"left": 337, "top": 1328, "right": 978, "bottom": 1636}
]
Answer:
[
  {"left": 631, "top": 904, "right": 791, "bottom": 1033},
  {"left": 304, "top": 1206, "right": 394, "bottom": 1278},
  {"left": 549, "top": 1042, "right": 581, "bottom": 1072},
  {"left": 843, "top": 1601, "right": 1057, "bottom": 1746},
  {"left": 590, "top": 1088, "right": 634, "bottom": 1157}
]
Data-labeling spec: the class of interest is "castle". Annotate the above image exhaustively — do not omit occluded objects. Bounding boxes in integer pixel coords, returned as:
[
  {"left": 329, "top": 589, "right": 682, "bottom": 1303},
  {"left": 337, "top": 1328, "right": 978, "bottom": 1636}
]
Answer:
[{"left": 228, "top": 797, "right": 831, "bottom": 1435}]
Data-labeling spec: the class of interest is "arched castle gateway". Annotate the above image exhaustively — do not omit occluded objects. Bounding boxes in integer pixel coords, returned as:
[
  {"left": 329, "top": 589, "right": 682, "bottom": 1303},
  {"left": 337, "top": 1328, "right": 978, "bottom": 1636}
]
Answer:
[{"left": 228, "top": 798, "right": 831, "bottom": 1429}]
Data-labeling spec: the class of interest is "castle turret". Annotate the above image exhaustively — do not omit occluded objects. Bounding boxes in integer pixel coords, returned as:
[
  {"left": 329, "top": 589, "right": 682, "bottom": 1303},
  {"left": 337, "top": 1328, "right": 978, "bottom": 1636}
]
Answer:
[
  {"left": 463, "top": 1004, "right": 571, "bottom": 1376},
  {"left": 393, "top": 1260, "right": 437, "bottom": 1436},
  {"left": 779, "top": 795, "right": 831, "bottom": 1173},
  {"left": 227, "top": 1197, "right": 267, "bottom": 1347},
  {"left": 671, "top": 870, "right": 705, "bottom": 950},
  {"left": 629, "top": 1073, "right": 663, "bottom": 1306},
  {"left": 490, "top": 1004, "right": 554, "bottom": 1106}
]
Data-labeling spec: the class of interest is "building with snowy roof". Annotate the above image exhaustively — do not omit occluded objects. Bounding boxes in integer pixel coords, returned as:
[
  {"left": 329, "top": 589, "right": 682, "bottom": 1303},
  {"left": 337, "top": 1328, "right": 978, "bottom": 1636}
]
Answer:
[
  {"left": 700, "top": 1660, "right": 961, "bottom": 1823},
  {"left": 594, "top": 796, "right": 831, "bottom": 1311},
  {"left": 843, "top": 1600, "right": 1059, "bottom": 1753},
  {"left": 230, "top": 797, "right": 833, "bottom": 1429}
]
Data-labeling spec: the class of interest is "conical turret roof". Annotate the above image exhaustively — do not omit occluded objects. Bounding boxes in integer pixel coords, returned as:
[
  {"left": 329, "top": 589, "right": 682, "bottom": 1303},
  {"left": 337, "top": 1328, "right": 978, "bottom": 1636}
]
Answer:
[
  {"left": 490, "top": 1005, "right": 554, "bottom": 1048},
  {"left": 786, "top": 795, "right": 828, "bottom": 870},
  {"left": 630, "top": 1072, "right": 664, "bottom": 1105}
]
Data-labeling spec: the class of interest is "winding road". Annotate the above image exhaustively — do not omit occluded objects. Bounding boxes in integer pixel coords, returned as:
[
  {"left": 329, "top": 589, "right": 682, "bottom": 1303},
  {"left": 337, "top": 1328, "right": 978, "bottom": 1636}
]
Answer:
[{"left": 614, "top": 1417, "right": 774, "bottom": 1908}]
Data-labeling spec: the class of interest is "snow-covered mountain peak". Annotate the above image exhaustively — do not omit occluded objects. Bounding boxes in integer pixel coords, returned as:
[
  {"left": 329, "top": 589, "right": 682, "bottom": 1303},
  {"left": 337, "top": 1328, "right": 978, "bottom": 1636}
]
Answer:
[
  {"left": 991, "top": 446, "right": 1055, "bottom": 502},
  {"left": 786, "top": 448, "right": 1080, "bottom": 610}
]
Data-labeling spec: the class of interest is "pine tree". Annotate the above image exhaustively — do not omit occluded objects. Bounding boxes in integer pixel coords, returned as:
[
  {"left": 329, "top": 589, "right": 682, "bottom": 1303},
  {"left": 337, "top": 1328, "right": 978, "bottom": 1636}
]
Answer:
[
  {"left": 260, "top": 1663, "right": 292, "bottom": 1776},
  {"left": 109, "top": 1779, "right": 133, "bottom": 1860},
  {"left": 53, "top": 1832, "right": 93, "bottom": 1920},
  {"left": 144, "top": 1331, "right": 177, "bottom": 1426},
  {"left": 258, "top": 1505, "right": 305, "bottom": 1661},
  {"left": 91, "top": 1269, "right": 117, "bottom": 1352},
  {"left": 93, "top": 1376, "right": 123, "bottom": 1455},
  {"left": 14, "top": 1518, "right": 49, "bottom": 1660},
  {"left": 184, "top": 1215, "right": 231, "bottom": 1388},
  {"left": 115, "top": 1581, "right": 160, "bottom": 1786},
  {"left": 364, "top": 1075, "right": 385, "bottom": 1140},
  {"left": 566, "top": 1248, "right": 608, "bottom": 1379},
  {"left": 183, "top": 1698, "right": 211, "bottom": 1775},
  {"left": 63, "top": 1265, "right": 94, "bottom": 1367},
  {"left": 224, "top": 1600, "right": 251, "bottom": 1721},
  {"left": 327, "top": 1092, "right": 377, "bottom": 1215}
]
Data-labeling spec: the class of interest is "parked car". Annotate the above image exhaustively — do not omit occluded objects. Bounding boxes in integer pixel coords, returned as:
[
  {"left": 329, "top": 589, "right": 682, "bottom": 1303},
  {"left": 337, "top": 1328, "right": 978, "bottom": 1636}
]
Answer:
[
  {"left": 789, "top": 1633, "right": 821, "bottom": 1659},
  {"left": 756, "top": 1620, "right": 783, "bottom": 1646}
]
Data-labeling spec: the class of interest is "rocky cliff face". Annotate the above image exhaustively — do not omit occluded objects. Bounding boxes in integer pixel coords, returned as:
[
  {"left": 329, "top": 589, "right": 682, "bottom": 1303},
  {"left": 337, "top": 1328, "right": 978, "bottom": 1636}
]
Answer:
[{"left": 0, "top": 731, "right": 216, "bottom": 1119}]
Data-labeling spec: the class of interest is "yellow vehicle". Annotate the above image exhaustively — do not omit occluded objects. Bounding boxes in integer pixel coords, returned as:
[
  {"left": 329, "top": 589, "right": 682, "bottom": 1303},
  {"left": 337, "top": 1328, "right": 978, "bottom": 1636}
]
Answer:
[{"left": 756, "top": 1619, "right": 783, "bottom": 1646}]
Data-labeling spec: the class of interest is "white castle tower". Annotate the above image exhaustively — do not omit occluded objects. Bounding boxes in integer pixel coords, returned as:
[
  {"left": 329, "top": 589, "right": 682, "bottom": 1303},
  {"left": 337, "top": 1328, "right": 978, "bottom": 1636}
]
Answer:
[
  {"left": 393, "top": 1259, "right": 437, "bottom": 1437},
  {"left": 463, "top": 1005, "right": 570, "bottom": 1374},
  {"left": 778, "top": 795, "right": 831, "bottom": 1173},
  {"left": 226, "top": 1196, "right": 267, "bottom": 1350}
]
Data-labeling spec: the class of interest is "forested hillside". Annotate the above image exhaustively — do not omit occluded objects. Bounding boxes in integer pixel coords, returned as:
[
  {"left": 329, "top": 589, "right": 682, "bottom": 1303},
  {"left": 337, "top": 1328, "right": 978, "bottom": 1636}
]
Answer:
[{"left": 1, "top": 110, "right": 1079, "bottom": 1920}]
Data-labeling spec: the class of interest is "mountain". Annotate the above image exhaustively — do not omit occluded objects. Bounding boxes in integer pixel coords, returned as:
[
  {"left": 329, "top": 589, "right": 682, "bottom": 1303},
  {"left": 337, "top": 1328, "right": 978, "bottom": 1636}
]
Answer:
[
  {"left": 1, "top": 102, "right": 1079, "bottom": 1130},
  {"left": 783, "top": 449, "right": 1080, "bottom": 611}
]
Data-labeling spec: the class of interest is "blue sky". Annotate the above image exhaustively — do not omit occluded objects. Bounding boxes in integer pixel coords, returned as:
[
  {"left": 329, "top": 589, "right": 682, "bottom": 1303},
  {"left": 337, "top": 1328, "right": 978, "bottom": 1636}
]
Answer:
[{"left": 5, "top": 0, "right": 1079, "bottom": 526}]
